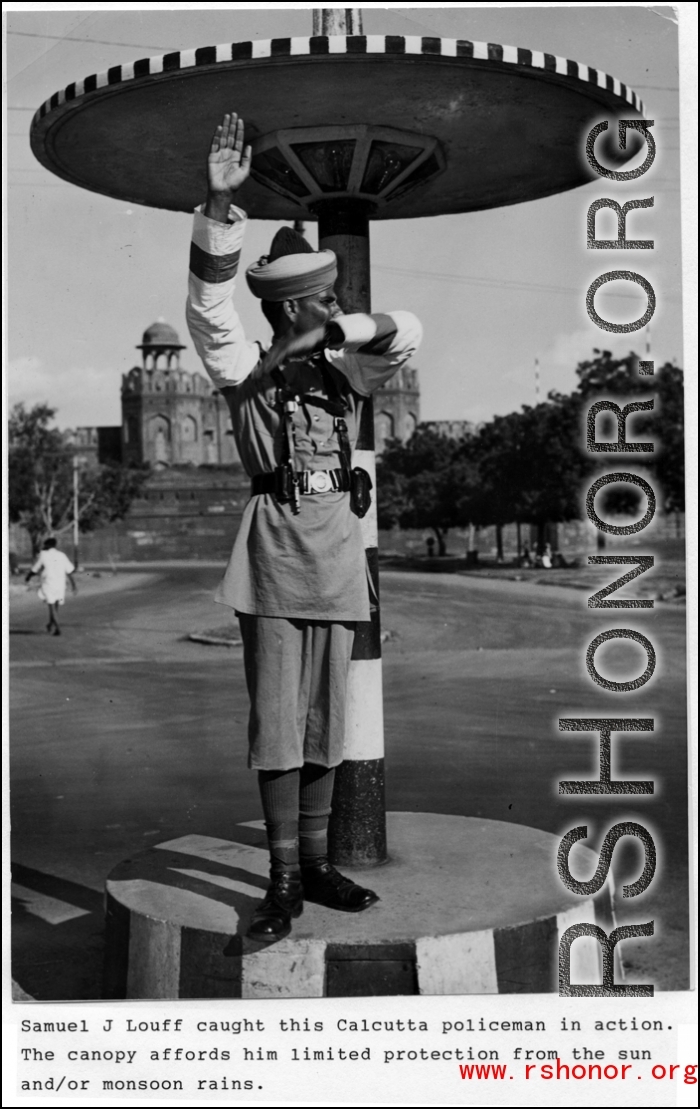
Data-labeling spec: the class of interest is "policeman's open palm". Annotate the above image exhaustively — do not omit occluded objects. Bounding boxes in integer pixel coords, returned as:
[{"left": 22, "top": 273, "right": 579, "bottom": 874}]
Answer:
[{"left": 207, "top": 111, "right": 252, "bottom": 195}]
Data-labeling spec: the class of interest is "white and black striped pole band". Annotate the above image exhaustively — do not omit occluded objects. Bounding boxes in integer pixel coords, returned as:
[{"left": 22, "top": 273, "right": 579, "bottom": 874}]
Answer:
[
  {"left": 316, "top": 202, "right": 386, "bottom": 868},
  {"left": 31, "top": 37, "right": 646, "bottom": 126}
]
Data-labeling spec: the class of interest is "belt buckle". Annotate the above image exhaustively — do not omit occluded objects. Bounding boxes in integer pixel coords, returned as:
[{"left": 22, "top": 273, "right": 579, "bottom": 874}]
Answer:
[{"left": 308, "top": 470, "right": 332, "bottom": 494}]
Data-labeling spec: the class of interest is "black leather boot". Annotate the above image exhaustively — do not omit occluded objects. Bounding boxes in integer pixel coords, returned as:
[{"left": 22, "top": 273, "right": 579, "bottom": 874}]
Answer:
[
  {"left": 301, "top": 859, "right": 379, "bottom": 913},
  {"left": 247, "top": 869, "right": 304, "bottom": 943}
]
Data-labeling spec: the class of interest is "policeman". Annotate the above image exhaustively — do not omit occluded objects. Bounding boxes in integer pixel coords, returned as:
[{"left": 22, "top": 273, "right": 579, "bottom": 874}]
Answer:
[{"left": 187, "top": 112, "right": 422, "bottom": 942}]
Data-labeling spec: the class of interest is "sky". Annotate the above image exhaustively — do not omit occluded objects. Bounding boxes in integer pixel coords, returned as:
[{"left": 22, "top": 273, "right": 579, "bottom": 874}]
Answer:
[{"left": 5, "top": 3, "right": 688, "bottom": 431}]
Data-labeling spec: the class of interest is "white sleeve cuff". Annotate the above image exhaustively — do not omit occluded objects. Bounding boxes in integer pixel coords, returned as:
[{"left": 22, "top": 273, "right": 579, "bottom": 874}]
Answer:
[
  {"left": 192, "top": 205, "right": 247, "bottom": 256},
  {"left": 332, "top": 313, "right": 377, "bottom": 345}
]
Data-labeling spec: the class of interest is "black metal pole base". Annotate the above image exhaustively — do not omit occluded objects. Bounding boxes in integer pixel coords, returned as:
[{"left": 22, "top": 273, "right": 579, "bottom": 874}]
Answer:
[{"left": 329, "top": 757, "right": 388, "bottom": 867}]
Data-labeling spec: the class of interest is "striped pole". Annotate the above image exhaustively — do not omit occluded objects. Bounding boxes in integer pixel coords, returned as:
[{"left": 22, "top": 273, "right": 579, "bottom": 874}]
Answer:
[
  {"left": 315, "top": 198, "right": 387, "bottom": 867},
  {"left": 312, "top": 8, "right": 363, "bottom": 35}
]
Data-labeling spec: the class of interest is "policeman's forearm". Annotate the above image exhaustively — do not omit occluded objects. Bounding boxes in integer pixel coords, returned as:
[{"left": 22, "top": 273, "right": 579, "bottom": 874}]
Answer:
[
  {"left": 328, "top": 311, "right": 422, "bottom": 359},
  {"left": 204, "top": 191, "right": 237, "bottom": 225}
]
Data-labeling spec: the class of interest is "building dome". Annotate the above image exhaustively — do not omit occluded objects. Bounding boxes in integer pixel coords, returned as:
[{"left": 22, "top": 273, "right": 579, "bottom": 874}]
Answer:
[{"left": 138, "top": 318, "right": 185, "bottom": 349}]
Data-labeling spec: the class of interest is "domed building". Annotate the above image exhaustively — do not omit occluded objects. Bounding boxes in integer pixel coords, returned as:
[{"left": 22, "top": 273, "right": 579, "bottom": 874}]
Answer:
[
  {"left": 121, "top": 319, "right": 239, "bottom": 468},
  {"left": 137, "top": 320, "right": 186, "bottom": 367}
]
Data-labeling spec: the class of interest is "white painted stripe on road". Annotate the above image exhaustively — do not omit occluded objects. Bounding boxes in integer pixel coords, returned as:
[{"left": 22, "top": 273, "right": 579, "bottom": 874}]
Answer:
[
  {"left": 172, "top": 868, "right": 262, "bottom": 900},
  {"left": 416, "top": 929, "right": 498, "bottom": 995},
  {"left": 12, "top": 979, "right": 35, "bottom": 1001},
  {"left": 242, "top": 938, "right": 326, "bottom": 998},
  {"left": 127, "top": 913, "right": 181, "bottom": 999},
  {"left": 11, "top": 882, "right": 91, "bottom": 925},
  {"left": 344, "top": 659, "right": 384, "bottom": 760},
  {"left": 11, "top": 657, "right": 194, "bottom": 668}
]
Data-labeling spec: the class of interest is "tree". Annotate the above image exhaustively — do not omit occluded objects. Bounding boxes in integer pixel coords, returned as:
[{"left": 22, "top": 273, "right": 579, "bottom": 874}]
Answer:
[
  {"left": 8, "top": 403, "right": 74, "bottom": 553},
  {"left": 458, "top": 400, "right": 591, "bottom": 552},
  {"left": 376, "top": 350, "right": 685, "bottom": 561},
  {"left": 377, "top": 427, "right": 476, "bottom": 555},
  {"left": 8, "top": 402, "right": 148, "bottom": 554},
  {"left": 550, "top": 350, "right": 685, "bottom": 514}
]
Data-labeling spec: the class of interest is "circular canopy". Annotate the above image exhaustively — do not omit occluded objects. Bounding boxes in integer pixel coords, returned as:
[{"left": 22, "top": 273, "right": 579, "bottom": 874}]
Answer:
[{"left": 30, "top": 34, "right": 645, "bottom": 220}]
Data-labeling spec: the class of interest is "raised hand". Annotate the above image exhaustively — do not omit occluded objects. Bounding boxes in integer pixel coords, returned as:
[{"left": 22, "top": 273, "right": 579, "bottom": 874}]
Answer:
[
  {"left": 208, "top": 112, "right": 252, "bottom": 195},
  {"left": 203, "top": 112, "right": 252, "bottom": 222}
]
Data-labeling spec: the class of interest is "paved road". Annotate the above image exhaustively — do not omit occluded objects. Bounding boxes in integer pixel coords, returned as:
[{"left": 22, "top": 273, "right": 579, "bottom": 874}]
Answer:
[{"left": 10, "top": 565, "right": 689, "bottom": 997}]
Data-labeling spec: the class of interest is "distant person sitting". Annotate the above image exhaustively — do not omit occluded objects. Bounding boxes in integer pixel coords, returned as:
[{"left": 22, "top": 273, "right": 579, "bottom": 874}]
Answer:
[
  {"left": 25, "top": 538, "right": 77, "bottom": 636},
  {"left": 541, "top": 543, "right": 553, "bottom": 569},
  {"left": 521, "top": 545, "right": 532, "bottom": 568}
]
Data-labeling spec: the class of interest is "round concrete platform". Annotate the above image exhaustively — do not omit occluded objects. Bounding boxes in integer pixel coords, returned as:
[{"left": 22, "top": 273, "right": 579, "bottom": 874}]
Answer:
[{"left": 103, "top": 813, "right": 614, "bottom": 999}]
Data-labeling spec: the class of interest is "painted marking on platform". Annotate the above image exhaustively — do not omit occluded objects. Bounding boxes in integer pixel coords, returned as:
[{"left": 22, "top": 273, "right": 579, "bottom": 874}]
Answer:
[
  {"left": 417, "top": 930, "right": 498, "bottom": 994},
  {"left": 126, "top": 914, "right": 181, "bottom": 999},
  {"left": 11, "top": 882, "right": 91, "bottom": 924},
  {"left": 557, "top": 900, "right": 602, "bottom": 984},
  {"left": 242, "top": 939, "right": 326, "bottom": 999}
]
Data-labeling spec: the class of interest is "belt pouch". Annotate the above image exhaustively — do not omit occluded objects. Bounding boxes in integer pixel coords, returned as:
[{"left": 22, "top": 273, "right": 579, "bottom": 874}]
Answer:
[{"left": 350, "top": 467, "right": 373, "bottom": 519}]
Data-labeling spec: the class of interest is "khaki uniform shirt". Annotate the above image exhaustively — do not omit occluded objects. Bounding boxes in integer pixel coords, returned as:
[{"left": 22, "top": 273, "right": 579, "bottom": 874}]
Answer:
[{"left": 186, "top": 207, "right": 422, "bottom": 621}]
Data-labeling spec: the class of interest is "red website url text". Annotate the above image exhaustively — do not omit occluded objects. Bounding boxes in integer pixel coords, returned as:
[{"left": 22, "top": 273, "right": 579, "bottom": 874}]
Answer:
[{"left": 459, "top": 1063, "right": 697, "bottom": 1082}]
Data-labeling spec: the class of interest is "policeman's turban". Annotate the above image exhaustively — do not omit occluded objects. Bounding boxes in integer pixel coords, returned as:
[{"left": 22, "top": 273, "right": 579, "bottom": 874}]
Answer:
[{"left": 245, "top": 227, "right": 337, "bottom": 302}]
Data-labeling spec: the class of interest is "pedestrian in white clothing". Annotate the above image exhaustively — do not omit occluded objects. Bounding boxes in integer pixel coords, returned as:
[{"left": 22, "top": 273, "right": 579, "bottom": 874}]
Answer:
[{"left": 25, "top": 537, "right": 77, "bottom": 636}]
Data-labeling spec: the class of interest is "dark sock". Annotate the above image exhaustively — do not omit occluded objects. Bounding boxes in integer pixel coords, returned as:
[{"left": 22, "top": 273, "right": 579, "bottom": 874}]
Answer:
[
  {"left": 257, "top": 769, "right": 300, "bottom": 872},
  {"left": 299, "top": 764, "right": 335, "bottom": 866}
]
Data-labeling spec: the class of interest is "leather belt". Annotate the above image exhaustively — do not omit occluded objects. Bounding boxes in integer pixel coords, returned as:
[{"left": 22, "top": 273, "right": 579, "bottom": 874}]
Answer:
[{"left": 252, "top": 468, "right": 350, "bottom": 497}]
